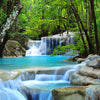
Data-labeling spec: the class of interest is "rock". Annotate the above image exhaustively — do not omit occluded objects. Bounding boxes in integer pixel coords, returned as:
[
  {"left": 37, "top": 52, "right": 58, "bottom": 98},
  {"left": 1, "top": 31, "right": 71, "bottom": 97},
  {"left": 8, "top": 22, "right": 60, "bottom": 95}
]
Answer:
[
  {"left": 36, "top": 67, "right": 72, "bottom": 75},
  {"left": 87, "top": 55, "right": 100, "bottom": 60},
  {"left": 86, "top": 56, "right": 100, "bottom": 68},
  {"left": 69, "top": 72, "right": 100, "bottom": 86},
  {"left": 3, "top": 40, "right": 26, "bottom": 57},
  {"left": 77, "top": 58, "right": 86, "bottom": 63},
  {"left": 78, "top": 66, "right": 100, "bottom": 79},
  {"left": 64, "top": 56, "right": 79, "bottom": 62},
  {"left": 0, "top": 71, "right": 21, "bottom": 81},
  {"left": 86, "top": 85, "right": 100, "bottom": 100},
  {"left": 52, "top": 85, "right": 100, "bottom": 100},
  {"left": 52, "top": 86, "right": 86, "bottom": 100}
]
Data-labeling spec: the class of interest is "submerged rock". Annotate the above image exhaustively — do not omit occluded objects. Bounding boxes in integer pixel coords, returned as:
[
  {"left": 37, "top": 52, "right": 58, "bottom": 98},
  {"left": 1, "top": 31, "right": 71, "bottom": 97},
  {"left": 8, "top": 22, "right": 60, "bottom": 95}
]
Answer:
[{"left": 3, "top": 40, "right": 26, "bottom": 57}]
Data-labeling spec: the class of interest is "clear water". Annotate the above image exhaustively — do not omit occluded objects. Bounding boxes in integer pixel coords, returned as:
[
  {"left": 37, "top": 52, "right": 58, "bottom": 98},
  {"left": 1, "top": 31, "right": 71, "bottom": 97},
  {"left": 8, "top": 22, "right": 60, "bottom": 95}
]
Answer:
[
  {"left": 0, "top": 56, "right": 77, "bottom": 100},
  {"left": 23, "top": 80, "right": 76, "bottom": 91},
  {"left": 0, "top": 56, "right": 76, "bottom": 70}
]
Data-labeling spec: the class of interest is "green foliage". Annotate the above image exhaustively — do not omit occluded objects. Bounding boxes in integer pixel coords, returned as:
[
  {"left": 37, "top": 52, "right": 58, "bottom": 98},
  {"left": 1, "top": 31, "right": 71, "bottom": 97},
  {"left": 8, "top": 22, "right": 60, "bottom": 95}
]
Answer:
[
  {"left": 51, "top": 44, "right": 75, "bottom": 56},
  {"left": 18, "top": 0, "right": 77, "bottom": 39},
  {"left": 0, "top": 0, "right": 8, "bottom": 25},
  {"left": 0, "top": 0, "right": 100, "bottom": 56}
]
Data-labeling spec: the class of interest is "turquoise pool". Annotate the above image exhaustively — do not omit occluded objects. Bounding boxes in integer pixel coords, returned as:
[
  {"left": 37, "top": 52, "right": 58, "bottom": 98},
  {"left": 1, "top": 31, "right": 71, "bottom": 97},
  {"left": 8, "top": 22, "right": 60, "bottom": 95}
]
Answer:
[{"left": 0, "top": 56, "right": 76, "bottom": 70}]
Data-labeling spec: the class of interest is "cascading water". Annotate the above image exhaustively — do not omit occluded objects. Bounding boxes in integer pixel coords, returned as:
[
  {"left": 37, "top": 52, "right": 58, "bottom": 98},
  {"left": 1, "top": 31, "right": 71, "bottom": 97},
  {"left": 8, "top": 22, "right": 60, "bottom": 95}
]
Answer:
[
  {"left": 26, "top": 41, "right": 41, "bottom": 56},
  {"left": 0, "top": 60, "right": 87, "bottom": 100},
  {"left": 26, "top": 35, "right": 75, "bottom": 56},
  {"left": 0, "top": 79, "right": 27, "bottom": 100}
]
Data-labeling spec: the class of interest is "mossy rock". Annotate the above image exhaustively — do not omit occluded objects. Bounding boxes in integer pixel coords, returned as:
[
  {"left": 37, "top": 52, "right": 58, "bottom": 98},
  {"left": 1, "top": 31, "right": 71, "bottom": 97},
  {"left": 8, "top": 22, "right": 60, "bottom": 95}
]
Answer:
[{"left": 3, "top": 40, "right": 26, "bottom": 57}]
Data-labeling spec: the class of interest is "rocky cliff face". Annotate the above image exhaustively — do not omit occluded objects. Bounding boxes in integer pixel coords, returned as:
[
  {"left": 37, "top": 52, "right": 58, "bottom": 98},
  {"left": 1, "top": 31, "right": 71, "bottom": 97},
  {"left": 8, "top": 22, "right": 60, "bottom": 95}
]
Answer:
[{"left": 52, "top": 55, "right": 100, "bottom": 100}]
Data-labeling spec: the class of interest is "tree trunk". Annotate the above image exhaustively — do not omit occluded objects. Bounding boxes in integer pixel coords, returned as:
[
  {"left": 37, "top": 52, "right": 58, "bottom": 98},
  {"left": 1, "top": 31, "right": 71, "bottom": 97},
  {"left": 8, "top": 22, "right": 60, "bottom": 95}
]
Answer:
[
  {"left": 88, "top": 0, "right": 95, "bottom": 54},
  {"left": 89, "top": 0, "right": 92, "bottom": 35},
  {"left": 0, "top": 0, "right": 23, "bottom": 57},
  {"left": 90, "top": 0, "right": 99, "bottom": 55},
  {"left": 71, "top": 2, "right": 93, "bottom": 54},
  {"left": 71, "top": 5, "right": 88, "bottom": 56}
]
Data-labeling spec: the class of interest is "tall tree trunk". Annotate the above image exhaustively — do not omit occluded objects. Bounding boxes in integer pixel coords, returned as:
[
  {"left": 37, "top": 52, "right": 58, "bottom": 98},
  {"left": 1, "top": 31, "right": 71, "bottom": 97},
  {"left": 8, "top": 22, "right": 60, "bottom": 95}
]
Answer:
[
  {"left": 71, "top": 2, "right": 93, "bottom": 54},
  {"left": 0, "top": 0, "right": 23, "bottom": 58},
  {"left": 90, "top": 0, "right": 99, "bottom": 55},
  {"left": 66, "top": 4, "right": 69, "bottom": 35},
  {"left": 88, "top": 0, "right": 95, "bottom": 54},
  {"left": 89, "top": 0, "right": 92, "bottom": 36},
  {"left": 71, "top": 5, "right": 88, "bottom": 56}
]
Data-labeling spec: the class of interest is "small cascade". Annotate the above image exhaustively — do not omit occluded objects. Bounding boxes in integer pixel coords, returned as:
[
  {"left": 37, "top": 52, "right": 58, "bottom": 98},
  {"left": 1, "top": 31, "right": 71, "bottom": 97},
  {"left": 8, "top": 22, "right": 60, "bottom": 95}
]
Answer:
[
  {"left": 26, "top": 41, "right": 41, "bottom": 56},
  {"left": 0, "top": 60, "right": 87, "bottom": 100},
  {"left": 26, "top": 34, "right": 75, "bottom": 56},
  {"left": 0, "top": 79, "right": 27, "bottom": 100},
  {"left": 16, "top": 72, "right": 35, "bottom": 81},
  {"left": 59, "top": 37, "right": 62, "bottom": 45},
  {"left": 67, "top": 36, "right": 75, "bottom": 45},
  {"left": 30, "top": 90, "right": 52, "bottom": 100},
  {"left": 63, "top": 61, "right": 86, "bottom": 81},
  {"left": 39, "top": 91, "right": 52, "bottom": 100},
  {"left": 35, "top": 74, "right": 63, "bottom": 81},
  {"left": 0, "top": 56, "right": 86, "bottom": 100}
]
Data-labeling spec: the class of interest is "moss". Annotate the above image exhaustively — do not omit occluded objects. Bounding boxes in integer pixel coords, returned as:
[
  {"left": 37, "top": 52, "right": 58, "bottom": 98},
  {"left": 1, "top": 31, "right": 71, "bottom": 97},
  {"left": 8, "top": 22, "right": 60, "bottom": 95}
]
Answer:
[{"left": 3, "top": 40, "right": 26, "bottom": 57}]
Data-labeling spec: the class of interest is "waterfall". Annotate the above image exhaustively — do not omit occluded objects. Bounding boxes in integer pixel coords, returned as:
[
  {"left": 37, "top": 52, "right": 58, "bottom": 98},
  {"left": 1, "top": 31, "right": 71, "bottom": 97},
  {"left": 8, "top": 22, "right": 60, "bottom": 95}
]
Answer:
[
  {"left": 67, "top": 36, "right": 75, "bottom": 45},
  {"left": 59, "top": 37, "right": 62, "bottom": 45},
  {"left": 26, "top": 35, "right": 75, "bottom": 56},
  {"left": 26, "top": 40, "right": 41, "bottom": 56},
  {"left": 0, "top": 60, "right": 87, "bottom": 100},
  {"left": 0, "top": 79, "right": 27, "bottom": 100}
]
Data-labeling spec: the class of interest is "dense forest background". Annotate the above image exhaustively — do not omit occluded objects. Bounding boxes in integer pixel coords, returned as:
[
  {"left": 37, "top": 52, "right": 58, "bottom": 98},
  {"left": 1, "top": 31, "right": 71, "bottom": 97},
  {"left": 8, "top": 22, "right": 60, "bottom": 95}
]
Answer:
[{"left": 0, "top": 0, "right": 100, "bottom": 57}]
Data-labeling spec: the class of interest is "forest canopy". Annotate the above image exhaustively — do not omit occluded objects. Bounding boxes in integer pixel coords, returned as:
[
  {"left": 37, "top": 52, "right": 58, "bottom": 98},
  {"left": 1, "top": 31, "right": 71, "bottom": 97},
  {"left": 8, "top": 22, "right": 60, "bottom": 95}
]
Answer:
[{"left": 0, "top": 0, "right": 100, "bottom": 57}]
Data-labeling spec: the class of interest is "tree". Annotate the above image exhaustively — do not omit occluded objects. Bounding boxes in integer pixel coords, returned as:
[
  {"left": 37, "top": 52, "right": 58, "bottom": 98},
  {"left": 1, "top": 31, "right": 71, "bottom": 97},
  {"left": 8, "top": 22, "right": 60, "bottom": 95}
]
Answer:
[
  {"left": 89, "top": 0, "right": 99, "bottom": 55},
  {"left": 0, "top": 0, "right": 23, "bottom": 57}
]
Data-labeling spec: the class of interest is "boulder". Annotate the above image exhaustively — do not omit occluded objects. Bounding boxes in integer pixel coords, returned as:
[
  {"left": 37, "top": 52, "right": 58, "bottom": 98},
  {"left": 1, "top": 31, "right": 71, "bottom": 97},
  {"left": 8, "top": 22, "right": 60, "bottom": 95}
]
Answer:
[
  {"left": 3, "top": 40, "right": 26, "bottom": 57},
  {"left": 69, "top": 72, "right": 100, "bottom": 86},
  {"left": 86, "top": 56, "right": 100, "bottom": 68},
  {"left": 52, "top": 86, "right": 86, "bottom": 100},
  {"left": 52, "top": 85, "right": 100, "bottom": 100},
  {"left": 78, "top": 66, "right": 100, "bottom": 79},
  {"left": 87, "top": 55, "right": 100, "bottom": 60}
]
